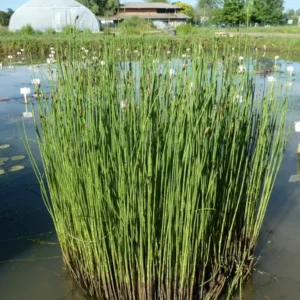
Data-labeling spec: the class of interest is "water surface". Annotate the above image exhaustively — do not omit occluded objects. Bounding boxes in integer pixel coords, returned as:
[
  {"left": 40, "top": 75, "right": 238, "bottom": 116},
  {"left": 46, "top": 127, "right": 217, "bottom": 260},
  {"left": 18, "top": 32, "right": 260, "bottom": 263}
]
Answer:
[{"left": 0, "top": 59, "right": 300, "bottom": 299}]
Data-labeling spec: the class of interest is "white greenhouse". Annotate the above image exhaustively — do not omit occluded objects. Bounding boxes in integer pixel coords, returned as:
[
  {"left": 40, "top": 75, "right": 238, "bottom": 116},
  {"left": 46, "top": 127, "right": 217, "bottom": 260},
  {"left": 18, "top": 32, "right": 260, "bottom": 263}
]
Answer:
[{"left": 9, "top": 0, "right": 99, "bottom": 32}]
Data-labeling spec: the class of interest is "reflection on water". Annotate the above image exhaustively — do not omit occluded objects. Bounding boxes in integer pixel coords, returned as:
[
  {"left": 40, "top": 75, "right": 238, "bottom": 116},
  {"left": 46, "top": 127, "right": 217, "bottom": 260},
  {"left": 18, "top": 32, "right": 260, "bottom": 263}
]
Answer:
[{"left": 0, "top": 58, "right": 300, "bottom": 299}]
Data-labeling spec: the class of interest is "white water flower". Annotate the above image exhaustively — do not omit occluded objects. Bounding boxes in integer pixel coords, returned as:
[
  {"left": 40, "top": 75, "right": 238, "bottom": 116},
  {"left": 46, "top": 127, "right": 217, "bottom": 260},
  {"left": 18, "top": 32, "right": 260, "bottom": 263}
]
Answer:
[
  {"left": 182, "top": 54, "right": 186, "bottom": 58},
  {"left": 121, "top": 100, "right": 128, "bottom": 109},
  {"left": 17, "top": 51, "right": 21, "bottom": 55},
  {"left": 186, "top": 48, "right": 191, "bottom": 52},
  {"left": 50, "top": 47, "right": 55, "bottom": 51},
  {"left": 100, "top": 61, "right": 105, "bottom": 66},
  {"left": 235, "top": 95, "right": 244, "bottom": 103},
  {"left": 92, "top": 56, "right": 98, "bottom": 60},
  {"left": 239, "top": 56, "right": 243, "bottom": 61},
  {"left": 287, "top": 81, "right": 294, "bottom": 87},
  {"left": 287, "top": 65, "right": 294, "bottom": 73},
  {"left": 46, "top": 58, "right": 52, "bottom": 64},
  {"left": 169, "top": 68, "right": 175, "bottom": 77},
  {"left": 8, "top": 55, "right": 13, "bottom": 59},
  {"left": 152, "top": 59, "right": 159, "bottom": 64},
  {"left": 51, "top": 50, "right": 55, "bottom": 54},
  {"left": 167, "top": 50, "right": 171, "bottom": 55},
  {"left": 133, "top": 49, "right": 138, "bottom": 54},
  {"left": 232, "top": 47, "right": 234, "bottom": 51},
  {"left": 82, "top": 55, "right": 86, "bottom": 59},
  {"left": 117, "top": 48, "right": 121, "bottom": 51},
  {"left": 81, "top": 47, "right": 85, "bottom": 51},
  {"left": 49, "top": 54, "right": 54, "bottom": 58},
  {"left": 238, "top": 65, "right": 246, "bottom": 73},
  {"left": 274, "top": 55, "right": 279, "bottom": 60},
  {"left": 20, "top": 49, "right": 24, "bottom": 52},
  {"left": 84, "top": 49, "right": 89, "bottom": 54},
  {"left": 268, "top": 76, "right": 276, "bottom": 83}
]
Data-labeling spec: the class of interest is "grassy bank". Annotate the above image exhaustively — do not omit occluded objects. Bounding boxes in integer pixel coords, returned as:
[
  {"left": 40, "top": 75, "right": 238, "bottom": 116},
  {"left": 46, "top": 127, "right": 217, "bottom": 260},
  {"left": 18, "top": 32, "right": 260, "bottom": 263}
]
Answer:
[
  {"left": 23, "top": 39, "right": 290, "bottom": 299},
  {"left": 1, "top": 30, "right": 300, "bottom": 61}
]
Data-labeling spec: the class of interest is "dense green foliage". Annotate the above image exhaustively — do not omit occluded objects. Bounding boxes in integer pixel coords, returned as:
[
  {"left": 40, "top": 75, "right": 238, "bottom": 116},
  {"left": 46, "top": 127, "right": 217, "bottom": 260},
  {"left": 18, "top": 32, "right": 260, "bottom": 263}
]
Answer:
[
  {"left": 77, "top": 0, "right": 119, "bottom": 16},
  {"left": 0, "top": 11, "right": 10, "bottom": 26},
  {"left": 174, "top": 2, "right": 195, "bottom": 21},
  {"left": 119, "top": 17, "right": 153, "bottom": 35},
  {"left": 208, "top": 0, "right": 284, "bottom": 25},
  {"left": 212, "top": 0, "right": 246, "bottom": 24},
  {"left": 251, "top": 0, "right": 284, "bottom": 25},
  {"left": 24, "top": 39, "right": 289, "bottom": 299}
]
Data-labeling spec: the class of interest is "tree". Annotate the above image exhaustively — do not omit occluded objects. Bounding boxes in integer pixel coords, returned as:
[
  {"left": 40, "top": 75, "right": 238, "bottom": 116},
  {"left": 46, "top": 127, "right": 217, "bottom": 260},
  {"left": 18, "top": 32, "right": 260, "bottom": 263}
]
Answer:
[
  {"left": 174, "top": 2, "right": 195, "bottom": 21},
  {"left": 286, "top": 9, "right": 295, "bottom": 16},
  {"left": 6, "top": 8, "right": 14, "bottom": 17},
  {"left": 0, "top": 11, "right": 10, "bottom": 26},
  {"left": 77, "top": 0, "right": 119, "bottom": 16},
  {"left": 251, "top": 0, "right": 284, "bottom": 24},
  {"left": 197, "top": 0, "right": 222, "bottom": 17},
  {"left": 296, "top": 8, "right": 300, "bottom": 16},
  {"left": 212, "top": 0, "right": 245, "bottom": 24}
]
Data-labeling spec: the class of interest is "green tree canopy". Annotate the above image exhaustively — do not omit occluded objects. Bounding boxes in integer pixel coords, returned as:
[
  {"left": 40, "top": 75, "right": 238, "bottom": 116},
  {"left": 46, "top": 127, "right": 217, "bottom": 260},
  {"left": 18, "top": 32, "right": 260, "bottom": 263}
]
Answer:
[
  {"left": 212, "top": 0, "right": 245, "bottom": 24},
  {"left": 251, "top": 0, "right": 284, "bottom": 24},
  {"left": 0, "top": 10, "right": 10, "bottom": 26},
  {"left": 77, "top": 0, "right": 119, "bottom": 16},
  {"left": 174, "top": 2, "right": 195, "bottom": 21}
]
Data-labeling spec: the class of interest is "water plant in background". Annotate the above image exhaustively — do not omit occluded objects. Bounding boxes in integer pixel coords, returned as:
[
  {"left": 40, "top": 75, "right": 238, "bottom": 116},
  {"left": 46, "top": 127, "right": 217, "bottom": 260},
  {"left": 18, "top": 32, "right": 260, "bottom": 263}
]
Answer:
[{"left": 24, "top": 41, "right": 289, "bottom": 299}]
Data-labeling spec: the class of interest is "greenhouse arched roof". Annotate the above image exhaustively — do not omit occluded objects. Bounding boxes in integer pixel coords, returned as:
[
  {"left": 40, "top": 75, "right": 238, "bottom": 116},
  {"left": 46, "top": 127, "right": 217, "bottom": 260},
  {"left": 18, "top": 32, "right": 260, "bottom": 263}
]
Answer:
[{"left": 9, "top": 0, "right": 99, "bottom": 32}]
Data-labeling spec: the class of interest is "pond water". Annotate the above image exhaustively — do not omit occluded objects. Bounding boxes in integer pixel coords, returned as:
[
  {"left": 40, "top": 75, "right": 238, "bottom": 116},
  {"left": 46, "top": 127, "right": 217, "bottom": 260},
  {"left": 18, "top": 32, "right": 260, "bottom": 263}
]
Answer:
[{"left": 0, "top": 58, "right": 300, "bottom": 300}]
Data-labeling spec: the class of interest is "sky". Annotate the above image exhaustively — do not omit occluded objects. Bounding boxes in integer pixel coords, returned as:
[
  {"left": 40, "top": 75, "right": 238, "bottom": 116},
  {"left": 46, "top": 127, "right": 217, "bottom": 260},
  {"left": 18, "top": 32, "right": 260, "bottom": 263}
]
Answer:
[{"left": 0, "top": 0, "right": 299, "bottom": 12}]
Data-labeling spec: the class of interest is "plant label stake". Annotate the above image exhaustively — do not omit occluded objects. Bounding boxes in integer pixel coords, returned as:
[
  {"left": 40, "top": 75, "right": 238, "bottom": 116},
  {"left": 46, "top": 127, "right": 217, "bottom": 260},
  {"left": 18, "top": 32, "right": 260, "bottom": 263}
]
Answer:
[
  {"left": 289, "top": 143, "right": 300, "bottom": 182},
  {"left": 295, "top": 122, "right": 300, "bottom": 132},
  {"left": 22, "top": 104, "right": 33, "bottom": 118},
  {"left": 20, "top": 87, "right": 31, "bottom": 104}
]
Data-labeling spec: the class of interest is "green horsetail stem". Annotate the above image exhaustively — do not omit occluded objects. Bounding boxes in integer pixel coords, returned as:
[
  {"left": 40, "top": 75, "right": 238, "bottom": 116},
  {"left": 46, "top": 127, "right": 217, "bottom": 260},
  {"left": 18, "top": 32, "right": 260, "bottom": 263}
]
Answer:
[{"left": 23, "top": 38, "right": 289, "bottom": 299}]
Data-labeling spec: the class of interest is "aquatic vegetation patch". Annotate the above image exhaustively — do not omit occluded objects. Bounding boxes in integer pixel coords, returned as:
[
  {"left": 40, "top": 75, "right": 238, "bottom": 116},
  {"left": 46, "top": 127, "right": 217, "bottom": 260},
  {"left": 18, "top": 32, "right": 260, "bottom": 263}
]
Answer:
[
  {"left": 0, "top": 157, "right": 9, "bottom": 166},
  {"left": 0, "top": 169, "right": 5, "bottom": 175},
  {"left": 10, "top": 155, "right": 25, "bottom": 161},
  {"left": 0, "top": 144, "right": 10, "bottom": 149},
  {"left": 24, "top": 41, "right": 290, "bottom": 299},
  {"left": 9, "top": 165, "right": 25, "bottom": 172}
]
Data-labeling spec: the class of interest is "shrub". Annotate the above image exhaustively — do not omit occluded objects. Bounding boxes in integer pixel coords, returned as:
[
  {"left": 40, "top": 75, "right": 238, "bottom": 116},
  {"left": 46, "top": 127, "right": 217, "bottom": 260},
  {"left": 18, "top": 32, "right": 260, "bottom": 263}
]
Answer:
[
  {"left": 175, "top": 24, "right": 192, "bottom": 35},
  {"left": 119, "top": 17, "right": 153, "bottom": 35},
  {"left": 18, "top": 24, "right": 36, "bottom": 36},
  {"left": 44, "top": 28, "right": 56, "bottom": 35},
  {"left": 60, "top": 25, "right": 81, "bottom": 35}
]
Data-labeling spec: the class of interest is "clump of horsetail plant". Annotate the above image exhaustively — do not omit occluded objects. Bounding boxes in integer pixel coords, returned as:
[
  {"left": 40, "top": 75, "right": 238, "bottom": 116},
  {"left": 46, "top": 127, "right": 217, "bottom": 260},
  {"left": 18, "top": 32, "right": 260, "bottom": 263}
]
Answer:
[{"left": 24, "top": 41, "right": 289, "bottom": 299}]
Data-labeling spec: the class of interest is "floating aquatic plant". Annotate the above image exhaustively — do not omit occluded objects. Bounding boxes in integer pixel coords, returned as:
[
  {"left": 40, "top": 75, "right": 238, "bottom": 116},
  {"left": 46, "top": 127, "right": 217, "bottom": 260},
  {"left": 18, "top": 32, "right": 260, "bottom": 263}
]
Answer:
[
  {"left": 0, "top": 169, "right": 5, "bottom": 175},
  {"left": 9, "top": 165, "right": 25, "bottom": 172},
  {"left": 0, "top": 144, "right": 10, "bottom": 149},
  {"left": 0, "top": 157, "right": 9, "bottom": 166},
  {"left": 10, "top": 155, "right": 25, "bottom": 161},
  {"left": 24, "top": 41, "right": 289, "bottom": 300}
]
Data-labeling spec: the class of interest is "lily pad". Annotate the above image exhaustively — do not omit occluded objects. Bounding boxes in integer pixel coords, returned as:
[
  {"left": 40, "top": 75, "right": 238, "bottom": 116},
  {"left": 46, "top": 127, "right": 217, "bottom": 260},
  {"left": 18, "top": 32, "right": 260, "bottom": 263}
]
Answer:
[
  {"left": 9, "top": 165, "right": 25, "bottom": 172},
  {"left": 0, "top": 157, "right": 9, "bottom": 166},
  {"left": 0, "top": 144, "right": 10, "bottom": 149},
  {"left": 11, "top": 155, "right": 25, "bottom": 161},
  {"left": 0, "top": 169, "right": 5, "bottom": 175}
]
